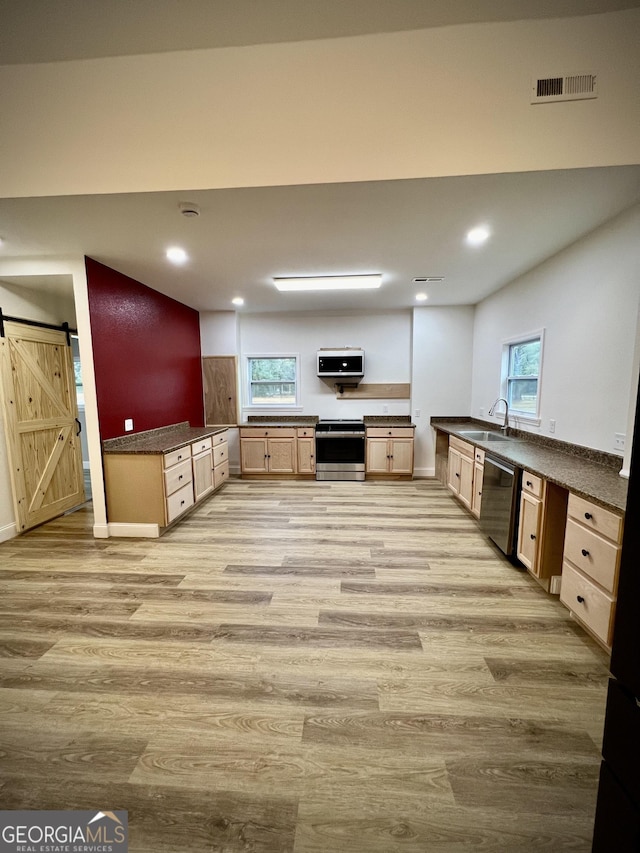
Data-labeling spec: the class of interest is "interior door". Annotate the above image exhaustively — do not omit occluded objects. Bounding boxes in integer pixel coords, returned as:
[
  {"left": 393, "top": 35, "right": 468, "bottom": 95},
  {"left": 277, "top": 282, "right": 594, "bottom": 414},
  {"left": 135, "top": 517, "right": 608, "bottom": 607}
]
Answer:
[
  {"left": 0, "top": 320, "right": 85, "bottom": 532},
  {"left": 202, "top": 356, "right": 238, "bottom": 425}
]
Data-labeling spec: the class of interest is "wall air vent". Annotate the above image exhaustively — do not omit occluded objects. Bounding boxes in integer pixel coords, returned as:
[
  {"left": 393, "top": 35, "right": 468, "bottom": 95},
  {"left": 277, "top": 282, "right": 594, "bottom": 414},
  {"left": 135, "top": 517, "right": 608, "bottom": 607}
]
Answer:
[
  {"left": 413, "top": 277, "right": 444, "bottom": 283},
  {"left": 531, "top": 72, "right": 597, "bottom": 104}
]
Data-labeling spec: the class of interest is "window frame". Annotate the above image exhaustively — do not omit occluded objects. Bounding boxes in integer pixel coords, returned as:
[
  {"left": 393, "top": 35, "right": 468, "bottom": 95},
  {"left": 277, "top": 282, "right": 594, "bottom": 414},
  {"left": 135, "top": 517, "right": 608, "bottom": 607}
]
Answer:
[
  {"left": 244, "top": 353, "right": 301, "bottom": 409},
  {"left": 499, "top": 330, "right": 544, "bottom": 425}
]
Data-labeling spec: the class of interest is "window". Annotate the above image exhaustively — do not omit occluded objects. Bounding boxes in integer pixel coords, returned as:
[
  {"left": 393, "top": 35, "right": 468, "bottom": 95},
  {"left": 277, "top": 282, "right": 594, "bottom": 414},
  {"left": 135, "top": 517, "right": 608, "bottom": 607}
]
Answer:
[
  {"left": 247, "top": 356, "right": 298, "bottom": 406},
  {"left": 501, "top": 332, "right": 543, "bottom": 420}
]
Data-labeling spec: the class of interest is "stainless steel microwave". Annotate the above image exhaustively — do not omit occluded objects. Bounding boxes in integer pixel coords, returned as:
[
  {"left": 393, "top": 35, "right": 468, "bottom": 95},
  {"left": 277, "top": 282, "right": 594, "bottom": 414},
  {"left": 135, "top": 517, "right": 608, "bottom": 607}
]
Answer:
[{"left": 317, "top": 349, "right": 364, "bottom": 379}]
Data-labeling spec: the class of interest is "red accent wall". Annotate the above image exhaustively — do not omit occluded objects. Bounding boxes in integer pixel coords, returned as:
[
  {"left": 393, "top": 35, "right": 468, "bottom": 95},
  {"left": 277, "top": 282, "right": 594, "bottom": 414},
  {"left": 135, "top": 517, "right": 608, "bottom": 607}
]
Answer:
[{"left": 86, "top": 257, "right": 204, "bottom": 440}]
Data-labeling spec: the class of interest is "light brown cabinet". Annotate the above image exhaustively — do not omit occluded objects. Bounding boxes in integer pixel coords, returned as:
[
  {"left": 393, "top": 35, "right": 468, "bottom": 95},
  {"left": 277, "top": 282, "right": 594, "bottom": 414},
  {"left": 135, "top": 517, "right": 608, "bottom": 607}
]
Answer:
[
  {"left": 471, "top": 447, "right": 484, "bottom": 519},
  {"left": 297, "top": 428, "right": 316, "bottom": 474},
  {"left": 104, "top": 429, "right": 229, "bottom": 534},
  {"left": 560, "top": 493, "right": 623, "bottom": 648},
  {"left": 516, "top": 470, "right": 567, "bottom": 592},
  {"left": 366, "top": 427, "right": 414, "bottom": 476},
  {"left": 447, "top": 437, "right": 475, "bottom": 509},
  {"left": 239, "top": 427, "right": 297, "bottom": 475}
]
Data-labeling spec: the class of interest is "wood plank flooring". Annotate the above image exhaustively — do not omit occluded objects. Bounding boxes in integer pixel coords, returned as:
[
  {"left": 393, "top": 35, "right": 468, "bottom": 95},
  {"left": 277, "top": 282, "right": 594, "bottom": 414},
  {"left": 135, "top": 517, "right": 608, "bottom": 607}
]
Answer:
[{"left": 0, "top": 478, "right": 610, "bottom": 852}]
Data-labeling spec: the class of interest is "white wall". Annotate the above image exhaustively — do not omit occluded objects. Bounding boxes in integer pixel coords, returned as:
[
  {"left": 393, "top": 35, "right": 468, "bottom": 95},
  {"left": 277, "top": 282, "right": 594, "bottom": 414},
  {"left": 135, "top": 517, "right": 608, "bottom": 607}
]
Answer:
[
  {"left": 1, "top": 10, "right": 638, "bottom": 199},
  {"left": 199, "top": 311, "right": 239, "bottom": 356},
  {"left": 412, "top": 306, "right": 475, "bottom": 476},
  {"left": 234, "top": 310, "right": 412, "bottom": 420},
  {"left": 471, "top": 204, "right": 640, "bottom": 458}
]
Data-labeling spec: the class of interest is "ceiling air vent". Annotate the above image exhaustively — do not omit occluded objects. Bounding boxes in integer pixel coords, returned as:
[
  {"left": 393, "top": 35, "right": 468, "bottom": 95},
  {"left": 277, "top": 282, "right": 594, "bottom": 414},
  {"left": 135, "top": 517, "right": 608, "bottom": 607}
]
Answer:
[
  {"left": 413, "top": 276, "right": 444, "bottom": 283},
  {"left": 531, "top": 72, "right": 597, "bottom": 104}
]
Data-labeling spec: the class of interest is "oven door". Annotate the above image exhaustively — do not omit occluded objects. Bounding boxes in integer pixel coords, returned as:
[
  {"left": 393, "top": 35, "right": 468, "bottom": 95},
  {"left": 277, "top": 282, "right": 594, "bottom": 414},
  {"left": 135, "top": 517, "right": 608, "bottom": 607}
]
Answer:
[{"left": 315, "top": 432, "right": 365, "bottom": 480}]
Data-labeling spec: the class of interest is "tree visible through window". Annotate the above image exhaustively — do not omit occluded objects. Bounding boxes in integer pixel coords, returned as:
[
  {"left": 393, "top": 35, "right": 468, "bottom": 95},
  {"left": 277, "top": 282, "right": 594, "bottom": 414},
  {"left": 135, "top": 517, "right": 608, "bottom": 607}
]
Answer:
[
  {"left": 505, "top": 336, "right": 542, "bottom": 416},
  {"left": 248, "top": 357, "right": 297, "bottom": 405}
]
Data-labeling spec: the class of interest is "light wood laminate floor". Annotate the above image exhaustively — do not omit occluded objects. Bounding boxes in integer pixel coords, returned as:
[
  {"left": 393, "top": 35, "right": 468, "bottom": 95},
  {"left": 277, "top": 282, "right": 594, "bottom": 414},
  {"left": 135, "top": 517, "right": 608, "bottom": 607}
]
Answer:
[{"left": 0, "top": 479, "right": 609, "bottom": 851}]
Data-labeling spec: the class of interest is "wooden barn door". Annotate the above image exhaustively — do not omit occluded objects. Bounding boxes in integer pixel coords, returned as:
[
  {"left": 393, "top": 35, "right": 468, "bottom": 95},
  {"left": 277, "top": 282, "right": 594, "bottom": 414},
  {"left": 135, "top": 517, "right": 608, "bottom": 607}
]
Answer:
[{"left": 0, "top": 320, "right": 85, "bottom": 532}]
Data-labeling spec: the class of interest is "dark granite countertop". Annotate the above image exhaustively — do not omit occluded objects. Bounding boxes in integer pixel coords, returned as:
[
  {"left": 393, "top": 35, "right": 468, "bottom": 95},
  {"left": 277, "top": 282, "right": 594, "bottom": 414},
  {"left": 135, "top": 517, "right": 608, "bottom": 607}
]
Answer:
[
  {"left": 364, "top": 416, "right": 416, "bottom": 427},
  {"left": 431, "top": 418, "right": 627, "bottom": 514},
  {"left": 103, "top": 422, "right": 229, "bottom": 455}
]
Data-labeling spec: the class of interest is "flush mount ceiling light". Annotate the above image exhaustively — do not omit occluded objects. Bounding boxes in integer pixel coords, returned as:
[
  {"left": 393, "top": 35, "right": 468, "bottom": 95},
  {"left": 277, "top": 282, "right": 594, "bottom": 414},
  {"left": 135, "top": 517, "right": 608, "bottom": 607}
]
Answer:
[
  {"left": 415, "top": 293, "right": 428, "bottom": 302},
  {"left": 231, "top": 297, "right": 244, "bottom": 306},
  {"left": 466, "top": 226, "right": 491, "bottom": 247},
  {"left": 273, "top": 274, "right": 382, "bottom": 292},
  {"left": 166, "top": 246, "right": 188, "bottom": 264}
]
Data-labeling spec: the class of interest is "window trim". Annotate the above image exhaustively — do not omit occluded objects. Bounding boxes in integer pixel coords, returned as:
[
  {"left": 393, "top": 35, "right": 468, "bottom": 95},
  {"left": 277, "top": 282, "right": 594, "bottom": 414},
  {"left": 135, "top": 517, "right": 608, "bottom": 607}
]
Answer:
[
  {"left": 500, "top": 329, "right": 545, "bottom": 425},
  {"left": 244, "top": 353, "right": 301, "bottom": 409}
]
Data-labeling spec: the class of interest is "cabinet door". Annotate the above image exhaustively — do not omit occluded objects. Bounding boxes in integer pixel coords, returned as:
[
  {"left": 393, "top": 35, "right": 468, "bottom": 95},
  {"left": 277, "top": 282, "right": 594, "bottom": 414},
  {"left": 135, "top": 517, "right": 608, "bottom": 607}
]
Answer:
[
  {"left": 267, "top": 438, "right": 296, "bottom": 473},
  {"left": 192, "top": 449, "right": 214, "bottom": 501},
  {"left": 240, "top": 438, "right": 269, "bottom": 473},
  {"left": 388, "top": 438, "right": 414, "bottom": 474},
  {"left": 367, "top": 438, "right": 390, "bottom": 473},
  {"left": 297, "top": 437, "right": 315, "bottom": 474},
  {"left": 458, "top": 453, "right": 474, "bottom": 509},
  {"left": 518, "top": 490, "right": 542, "bottom": 573},
  {"left": 447, "top": 448, "right": 462, "bottom": 494},
  {"left": 471, "top": 461, "right": 483, "bottom": 518},
  {"left": 202, "top": 356, "right": 238, "bottom": 425}
]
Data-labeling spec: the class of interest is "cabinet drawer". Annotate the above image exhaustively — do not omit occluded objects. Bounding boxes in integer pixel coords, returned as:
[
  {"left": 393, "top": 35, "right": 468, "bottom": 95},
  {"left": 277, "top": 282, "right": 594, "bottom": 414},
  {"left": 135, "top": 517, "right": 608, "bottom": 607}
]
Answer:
[
  {"left": 214, "top": 459, "right": 230, "bottom": 488},
  {"left": 212, "top": 430, "right": 228, "bottom": 446},
  {"left": 164, "top": 458, "right": 193, "bottom": 496},
  {"left": 191, "top": 436, "right": 212, "bottom": 455},
  {"left": 560, "top": 562, "right": 615, "bottom": 646},
  {"left": 367, "top": 427, "right": 414, "bottom": 439},
  {"left": 568, "top": 494, "right": 623, "bottom": 544},
  {"left": 213, "top": 442, "right": 228, "bottom": 467},
  {"left": 522, "top": 470, "right": 543, "bottom": 499},
  {"left": 164, "top": 445, "right": 191, "bottom": 468},
  {"left": 448, "top": 436, "right": 474, "bottom": 457},
  {"left": 564, "top": 518, "right": 621, "bottom": 593},
  {"left": 240, "top": 427, "right": 296, "bottom": 438},
  {"left": 166, "top": 482, "right": 195, "bottom": 523},
  {"left": 474, "top": 447, "right": 485, "bottom": 465},
  {"left": 297, "top": 427, "right": 315, "bottom": 437}
]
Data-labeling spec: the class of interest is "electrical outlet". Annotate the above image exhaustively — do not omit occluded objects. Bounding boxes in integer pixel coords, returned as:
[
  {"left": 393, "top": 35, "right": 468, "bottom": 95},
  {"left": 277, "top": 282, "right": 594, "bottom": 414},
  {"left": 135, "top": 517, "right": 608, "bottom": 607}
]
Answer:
[
  {"left": 382, "top": 405, "right": 388, "bottom": 414},
  {"left": 414, "top": 409, "right": 421, "bottom": 418},
  {"left": 549, "top": 419, "right": 556, "bottom": 434},
  {"left": 614, "top": 433, "right": 626, "bottom": 451},
  {"left": 124, "top": 418, "right": 134, "bottom": 432},
  {"left": 479, "top": 407, "right": 485, "bottom": 418}
]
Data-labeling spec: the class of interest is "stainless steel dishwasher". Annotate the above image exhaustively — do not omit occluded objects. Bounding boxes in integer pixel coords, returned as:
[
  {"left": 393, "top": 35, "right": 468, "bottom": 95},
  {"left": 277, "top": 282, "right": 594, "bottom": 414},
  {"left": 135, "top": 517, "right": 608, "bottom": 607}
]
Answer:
[{"left": 479, "top": 455, "right": 522, "bottom": 556}]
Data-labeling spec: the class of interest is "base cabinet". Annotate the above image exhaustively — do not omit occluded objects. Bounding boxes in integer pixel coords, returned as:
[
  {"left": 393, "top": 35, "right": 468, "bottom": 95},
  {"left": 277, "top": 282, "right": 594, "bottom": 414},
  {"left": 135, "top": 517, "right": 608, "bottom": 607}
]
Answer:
[
  {"left": 447, "top": 437, "right": 475, "bottom": 510},
  {"left": 366, "top": 427, "right": 414, "bottom": 477},
  {"left": 104, "top": 429, "right": 229, "bottom": 534},
  {"left": 560, "top": 493, "right": 623, "bottom": 648},
  {"left": 516, "top": 470, "right": 568, "bottom": 592},
  {"left": 239, "top": 427, "right": 314, "bottom": 477}
]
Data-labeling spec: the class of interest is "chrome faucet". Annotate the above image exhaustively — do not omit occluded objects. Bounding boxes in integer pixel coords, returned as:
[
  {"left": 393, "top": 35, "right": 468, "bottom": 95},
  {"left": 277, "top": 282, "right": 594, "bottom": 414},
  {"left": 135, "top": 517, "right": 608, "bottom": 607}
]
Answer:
[{"left": 489, "top": 397, "right": 510, "bottom": 434}]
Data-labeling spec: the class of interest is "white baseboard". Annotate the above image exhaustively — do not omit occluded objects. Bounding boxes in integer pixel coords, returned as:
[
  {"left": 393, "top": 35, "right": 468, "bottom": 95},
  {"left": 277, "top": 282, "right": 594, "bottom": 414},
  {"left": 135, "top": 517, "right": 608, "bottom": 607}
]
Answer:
[
  {"left": 0, "top": 521, "right": 17, "bottom": 543},
  {"left": 413, "top": 467, "right": 435, "bottom": 478},
  {"left": 106, "top": 522, "right": 160, "bottom": 538}
]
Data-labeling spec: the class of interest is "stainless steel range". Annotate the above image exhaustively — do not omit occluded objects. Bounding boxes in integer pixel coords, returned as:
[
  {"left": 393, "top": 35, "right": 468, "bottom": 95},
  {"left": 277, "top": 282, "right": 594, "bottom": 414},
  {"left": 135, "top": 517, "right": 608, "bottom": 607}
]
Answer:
[{"left": 315, "top": 419, "right": 365, "bottom": 481}]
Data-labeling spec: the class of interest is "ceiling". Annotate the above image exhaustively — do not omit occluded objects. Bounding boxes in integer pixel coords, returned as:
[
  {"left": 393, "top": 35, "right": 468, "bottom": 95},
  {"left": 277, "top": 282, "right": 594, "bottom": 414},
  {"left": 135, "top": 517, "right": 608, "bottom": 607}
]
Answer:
[
  {"left": 2, "top": 2, "right": 639, "bottom": 315},
  {"left": 2, "top": 0, "right": 640, "bottom": 64},
  {"left": 1, "top": 167, "right": 640, "bottom": 314}
]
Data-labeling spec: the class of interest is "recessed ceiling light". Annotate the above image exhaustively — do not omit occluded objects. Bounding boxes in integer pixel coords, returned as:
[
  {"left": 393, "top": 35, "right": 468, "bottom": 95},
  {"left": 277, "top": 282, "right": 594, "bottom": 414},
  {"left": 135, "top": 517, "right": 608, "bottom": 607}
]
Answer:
[
  {"left": 166, "top": 246, "right": 188, "bottom": 264},
  {"left": 466, "top": 226, "right": 491, "bottom": 246},
  {"left": 231, "top": 297, "right": 244, "bottom": 306},
  {"left": 416, "top": 293, "right": 428, "bottom": 302},
  {"left": 273, "top": 274, "right": 382, "bottom": 292}
]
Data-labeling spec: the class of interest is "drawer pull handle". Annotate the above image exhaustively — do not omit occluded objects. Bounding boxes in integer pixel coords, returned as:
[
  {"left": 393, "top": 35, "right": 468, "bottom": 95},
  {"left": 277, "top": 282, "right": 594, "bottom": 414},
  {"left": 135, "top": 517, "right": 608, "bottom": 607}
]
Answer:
[
  {"left": 581, "top": 549, "right": 590, "bottom": 557},
  {"left": 526, "top": 480, "right": 533, "bottom": 487},
  {"left": 530, "top": 534, "right": 536, "bottom": 540},
  {"left": 576, "top": 595, "right": 585, "bottom": 604},
  {"left": 584, "top": 512, "right": 593, "bottom": 520},
  {"left": 179, "top": 475, "right": 183, "bottom": 480},
  {"left": 455, "top": 473, "right": 459, "bottom": 478},
  {"left": 180, "top": 500, "right": 185, "bottom": 506}
]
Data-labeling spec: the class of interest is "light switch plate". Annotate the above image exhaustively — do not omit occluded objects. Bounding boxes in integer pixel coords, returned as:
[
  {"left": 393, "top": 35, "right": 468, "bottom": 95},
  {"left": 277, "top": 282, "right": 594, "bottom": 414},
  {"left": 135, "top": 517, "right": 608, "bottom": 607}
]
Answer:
[{"left": 124, "top": 418, "right": 134, "bottom": 432}]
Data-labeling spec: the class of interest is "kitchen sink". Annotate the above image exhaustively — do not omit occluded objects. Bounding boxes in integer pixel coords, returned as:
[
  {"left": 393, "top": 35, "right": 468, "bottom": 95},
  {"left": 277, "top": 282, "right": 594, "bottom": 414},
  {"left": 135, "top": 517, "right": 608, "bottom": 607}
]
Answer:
[{"left": 458, "top": 430, "right": 512, "bottom": 442}]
